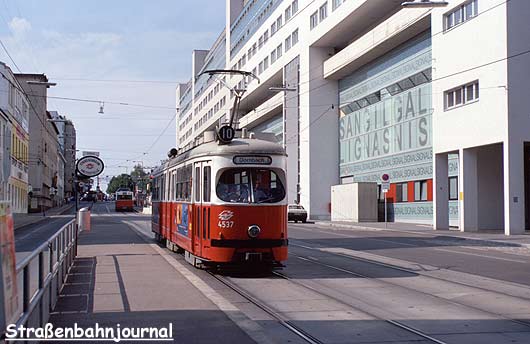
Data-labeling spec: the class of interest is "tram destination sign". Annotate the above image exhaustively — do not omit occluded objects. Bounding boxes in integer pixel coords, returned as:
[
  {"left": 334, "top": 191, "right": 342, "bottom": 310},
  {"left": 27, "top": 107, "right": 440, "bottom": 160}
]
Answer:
[
  {"left": 76, "top": 156, "right": 104, "bottom": 178},
  {"left": 233, "top": 156, "right": 272, "bottom": 165}
]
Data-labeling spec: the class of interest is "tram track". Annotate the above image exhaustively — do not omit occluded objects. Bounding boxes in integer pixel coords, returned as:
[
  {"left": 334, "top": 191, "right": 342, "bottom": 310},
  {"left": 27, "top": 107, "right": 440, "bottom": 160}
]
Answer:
[
  {"left": 288, "top": 242, "right": 530, "bottom": 330},
  {"left": 207, "top": 271, "right": 325, "bottom": 344},
  {"left": 209, "top": 269, "right": 450, "bottom": 344}
]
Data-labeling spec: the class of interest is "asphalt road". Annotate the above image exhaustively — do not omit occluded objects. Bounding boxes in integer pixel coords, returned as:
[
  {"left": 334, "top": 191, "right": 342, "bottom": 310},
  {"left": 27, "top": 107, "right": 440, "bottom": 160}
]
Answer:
[
  {"left": 22, "top": 204, "right": 530, "bottom": 343},
  {"left": 288, "top": 222, "right": 530, "bottom": 286}
]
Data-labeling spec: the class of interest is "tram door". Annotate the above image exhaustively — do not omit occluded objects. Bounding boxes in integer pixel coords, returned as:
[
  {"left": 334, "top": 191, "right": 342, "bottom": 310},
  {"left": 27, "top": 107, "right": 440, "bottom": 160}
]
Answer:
[{"left": 193, "top": 161, "right": 212, "bottom": 257}]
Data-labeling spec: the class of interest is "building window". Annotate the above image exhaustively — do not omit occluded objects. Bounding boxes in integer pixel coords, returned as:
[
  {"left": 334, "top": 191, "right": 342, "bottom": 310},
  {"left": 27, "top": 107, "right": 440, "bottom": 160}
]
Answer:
[
  {"left": 276, "top": 44, "right": 282, "bottom": 59},
  {"left": 414, "top": 180, "right": 428, "bottom": 201},
  {"left": 271, "top": 49, "right": 277, "bottom": 64},
  {"left": 292, "top": 29, "right": 299, "bottom": 45},
  {"left": 285, "top": 36, "right": 292, "bottom": 51},
  {"left": 319, "top": 2, "right": 328, "bottom": 22},
  {"left": 396, "top": 183, "right": 408, "bottom": 202},
  {"left": 449, "top": 177, "right": 458, "bottom": 200},
  {"left": 292, "top": 0, "right": 298, "bottom": 14},
  {"left": 285, "top": 6, "right": 292, "bottom": 21},
  {"left": 263, "top": 30, "right": 269, "bottom": 43},
  {"left": 445, "top": 0, "right": 478, "bottom": 30},
  {"left": 271, "top": 22, "right": 277, "bottom": 36},
  {"left": 310, "top": 11, "right": 318, "bottom": 29},
  {"left": 263, "top": 57, "right": 269, "bottom": 70},
  {"left": 445, "top": 80, "right": 479, "bottom": 110},
  {"left": 258, "top": 61, "right": 264, "bottom": 74},
  {"left": 332, "top": 0, "right": 343, "bottom": 11}
]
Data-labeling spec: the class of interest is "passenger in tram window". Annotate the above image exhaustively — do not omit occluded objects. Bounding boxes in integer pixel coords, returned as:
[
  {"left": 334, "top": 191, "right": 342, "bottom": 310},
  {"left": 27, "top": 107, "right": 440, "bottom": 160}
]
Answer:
[{"left": 253, "top": 181, "right": 271, "bottom": 203}]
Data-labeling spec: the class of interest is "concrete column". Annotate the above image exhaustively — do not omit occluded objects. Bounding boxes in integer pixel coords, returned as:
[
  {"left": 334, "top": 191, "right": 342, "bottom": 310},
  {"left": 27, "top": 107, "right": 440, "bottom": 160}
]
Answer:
[
  {"left": 503, "top": 141, "right": 525, "bottom": 235},
  {"left": 433, "top": 153, "right": 449, "bottom": 230},
  {"left": 459, "top": 148, "right": 479, "bottom": 232},
  {"left": 299, "top": 47, "right": 339, "bottom": 220},
  {"left": 284, "top": 57, "right": 300, "bottom": 204}
]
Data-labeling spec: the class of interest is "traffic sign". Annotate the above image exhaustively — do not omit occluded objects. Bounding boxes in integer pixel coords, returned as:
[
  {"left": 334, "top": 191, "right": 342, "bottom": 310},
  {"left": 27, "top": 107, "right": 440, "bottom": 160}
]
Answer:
[
  {"left": 218, "top": 125, "right": 235, "bottom": 143},
  {"left": 76, "top": 156, "right": 104, "bottom": 178},
  {"left": 381, "top": 173, "right": 390, "bottom": 182},
  {"left": 382, "top": 182, "right": 390, "bottom": 192}
]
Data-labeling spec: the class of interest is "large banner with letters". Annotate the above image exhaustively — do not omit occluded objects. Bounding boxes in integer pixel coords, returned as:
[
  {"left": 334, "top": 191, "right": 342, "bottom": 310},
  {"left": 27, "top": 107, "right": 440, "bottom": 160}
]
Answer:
[{"left": 340, "top": 83, "right": 432, "bottom": 182}]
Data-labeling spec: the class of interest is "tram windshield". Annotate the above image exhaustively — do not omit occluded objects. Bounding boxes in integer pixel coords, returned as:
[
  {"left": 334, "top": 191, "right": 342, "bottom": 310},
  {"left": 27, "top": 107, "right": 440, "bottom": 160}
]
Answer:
[
  {"left": 216, "top": 168, "right": 285, "bottom": 204},
  {"left": 117, "top": 194, "right": 133, "bottom": 200}
]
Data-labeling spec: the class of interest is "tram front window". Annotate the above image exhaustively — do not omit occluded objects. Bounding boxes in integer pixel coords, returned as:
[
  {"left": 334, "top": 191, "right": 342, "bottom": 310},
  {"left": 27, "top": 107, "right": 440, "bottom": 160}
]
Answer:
[
  {"left": 217, "top": 168, "right": 285, "bottom": 203},
  {"left": 117, "top": 194, "right": 132, "bottom": 200}
]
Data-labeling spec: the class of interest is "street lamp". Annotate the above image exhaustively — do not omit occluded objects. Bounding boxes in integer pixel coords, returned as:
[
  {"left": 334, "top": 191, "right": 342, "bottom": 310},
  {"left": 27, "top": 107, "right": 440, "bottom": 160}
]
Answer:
[{"left": 401, "top": 0, "right": 448, "bottom": 7}]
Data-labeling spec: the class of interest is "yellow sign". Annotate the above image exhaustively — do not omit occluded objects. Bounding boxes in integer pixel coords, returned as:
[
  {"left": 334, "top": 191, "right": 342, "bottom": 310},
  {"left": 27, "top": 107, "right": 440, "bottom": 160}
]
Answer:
[
  {"left": 0, "top": 202, "right": 18, "bottom": 325},
  {"left": 459, "top": 192, "right": 464, "bottom": 201}
]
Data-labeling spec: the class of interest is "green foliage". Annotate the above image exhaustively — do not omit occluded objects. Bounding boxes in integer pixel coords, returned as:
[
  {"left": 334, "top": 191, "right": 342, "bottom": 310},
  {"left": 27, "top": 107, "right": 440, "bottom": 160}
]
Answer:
[
  {"left": 106, "top": 164, "right": 150, "bottom": 194},
  {"left": 106, "top": 174, "right": 134, "bottom": 194}
]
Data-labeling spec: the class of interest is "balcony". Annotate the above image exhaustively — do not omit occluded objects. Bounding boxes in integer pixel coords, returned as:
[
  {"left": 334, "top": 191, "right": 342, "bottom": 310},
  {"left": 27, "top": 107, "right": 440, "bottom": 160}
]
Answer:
[{"left": 323, "top": 7, "right": 431, "bottom": 80}]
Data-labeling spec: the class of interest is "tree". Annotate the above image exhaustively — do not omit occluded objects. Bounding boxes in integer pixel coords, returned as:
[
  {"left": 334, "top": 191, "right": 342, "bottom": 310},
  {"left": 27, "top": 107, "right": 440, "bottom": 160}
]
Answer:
[
  {"left": 130, "top": 164, "right": 149, "bottom": 193},
  {"left": 106, "top": 174, "right": 134, "bottom": 194}
]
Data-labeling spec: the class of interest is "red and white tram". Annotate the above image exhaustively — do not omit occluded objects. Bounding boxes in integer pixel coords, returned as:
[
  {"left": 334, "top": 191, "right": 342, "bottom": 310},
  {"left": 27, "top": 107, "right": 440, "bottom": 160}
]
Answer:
[
  {"left": 115, "top": 189, "right": 134, "bottom": 211},
  {"left": 151, "top": 134, "right": 288, "bottom": 268}
]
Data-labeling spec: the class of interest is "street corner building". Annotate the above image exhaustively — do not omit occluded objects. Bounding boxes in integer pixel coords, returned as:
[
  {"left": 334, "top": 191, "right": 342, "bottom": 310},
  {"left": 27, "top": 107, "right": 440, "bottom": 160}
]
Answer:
[{"left": 175, "top": 0, "right": 530, "bottom": 235}]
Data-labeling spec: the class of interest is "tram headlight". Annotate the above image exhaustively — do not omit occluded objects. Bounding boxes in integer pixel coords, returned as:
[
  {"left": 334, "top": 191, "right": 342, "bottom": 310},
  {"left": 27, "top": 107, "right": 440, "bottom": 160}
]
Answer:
[{"left": 247, "top": 225, "right": 261, "bottom": 238}]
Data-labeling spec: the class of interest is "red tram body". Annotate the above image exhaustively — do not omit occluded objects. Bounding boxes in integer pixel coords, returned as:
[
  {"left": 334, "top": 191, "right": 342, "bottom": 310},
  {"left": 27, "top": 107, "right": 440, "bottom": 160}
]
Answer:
[
  {"left": 151, "top": 136, "right": 288, "bottom": 267},
  {"left": 115, "top": 190, "right": 134, "bottom": 211}
]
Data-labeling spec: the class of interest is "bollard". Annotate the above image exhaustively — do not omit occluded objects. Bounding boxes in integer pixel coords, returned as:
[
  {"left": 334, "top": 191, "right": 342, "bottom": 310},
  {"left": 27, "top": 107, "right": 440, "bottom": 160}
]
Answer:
[{"left": 78, "top": 207, "right": 91, "bottom": 232}]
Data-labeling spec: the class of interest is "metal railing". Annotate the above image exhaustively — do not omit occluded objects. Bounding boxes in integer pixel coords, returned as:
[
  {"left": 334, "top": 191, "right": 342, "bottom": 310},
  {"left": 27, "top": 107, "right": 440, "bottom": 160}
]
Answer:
[{"left": 13, "top": 219, "right": 78, "bottom": 333}]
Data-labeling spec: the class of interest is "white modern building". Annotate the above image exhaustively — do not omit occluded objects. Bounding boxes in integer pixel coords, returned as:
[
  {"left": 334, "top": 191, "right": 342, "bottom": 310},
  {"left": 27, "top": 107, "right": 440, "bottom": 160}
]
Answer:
[{"left": 176, "top": 0, "right": 530, "bottom": 235}]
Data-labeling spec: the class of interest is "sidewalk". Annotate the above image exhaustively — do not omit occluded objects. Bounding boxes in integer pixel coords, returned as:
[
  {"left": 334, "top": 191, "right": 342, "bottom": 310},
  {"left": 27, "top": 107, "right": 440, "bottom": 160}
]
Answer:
[
  {"left": 13, "top": 202, "right": 74, "bottom": 230},
  {"left": 314, "top": 220, "right": 530, "bottom": 248},
  {"left": 48, "top": 211, "right": 256, "bottom": 343}
]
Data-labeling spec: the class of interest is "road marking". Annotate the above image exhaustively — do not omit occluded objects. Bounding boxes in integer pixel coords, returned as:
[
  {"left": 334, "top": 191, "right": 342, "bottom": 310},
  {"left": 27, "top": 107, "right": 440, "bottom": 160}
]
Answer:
[
  {"left": 124, "top": 221, "right": 275, "bottom": 344},
  {"left": 291, "top": 226, "right": 418, "bottom": 247},
  {"left": 291, "top": 225, "right": 530, "bottom": 262},
  {"left": 433, "top": 247, "right": 529, "bottom": 263}
]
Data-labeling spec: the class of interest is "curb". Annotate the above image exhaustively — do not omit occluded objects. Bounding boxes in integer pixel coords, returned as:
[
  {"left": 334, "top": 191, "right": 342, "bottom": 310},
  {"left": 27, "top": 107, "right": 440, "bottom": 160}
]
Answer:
[{"left": 314, "top": 221, "right": 530, "bottom": 249}]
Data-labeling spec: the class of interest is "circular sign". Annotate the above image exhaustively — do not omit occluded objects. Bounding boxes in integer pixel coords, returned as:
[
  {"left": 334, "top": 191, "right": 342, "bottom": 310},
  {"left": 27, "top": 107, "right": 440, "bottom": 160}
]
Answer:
[
  {"left": 218, "top": 125, "right": 235, "bottom": 143},
  {"left": 381, "top": 173, "right": 390, "bottom": 182},
  {"left": 76, "top": 156, "right": 104, "bottom": 177}
]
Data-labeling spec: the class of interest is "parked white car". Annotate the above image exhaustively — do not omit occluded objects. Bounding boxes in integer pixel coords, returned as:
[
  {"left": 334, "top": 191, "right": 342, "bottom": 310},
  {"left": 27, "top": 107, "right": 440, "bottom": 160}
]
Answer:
[{"left": 288, "top": 204, "right": 307, "bottom": 223}]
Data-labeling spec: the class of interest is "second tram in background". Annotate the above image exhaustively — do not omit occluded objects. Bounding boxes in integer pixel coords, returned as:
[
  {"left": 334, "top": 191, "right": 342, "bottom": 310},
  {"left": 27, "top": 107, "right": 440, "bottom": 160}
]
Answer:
[
  {"left": 150, "top": 130, "right": 288, "bottom": 268},
  {"left": 115, "top": 189, "right": 134, "bottom": 211}
]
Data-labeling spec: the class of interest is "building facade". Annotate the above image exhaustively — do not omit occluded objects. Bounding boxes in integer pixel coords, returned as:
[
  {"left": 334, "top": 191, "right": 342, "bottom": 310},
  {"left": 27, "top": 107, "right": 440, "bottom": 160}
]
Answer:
[
  {"left": 15, "top": 74, "right": 60, "bottom": 212},
  {"left": 0, "top": 62, "right": 30, "bottom": 213},
  {"left": 176, "top": 0, "right": 530, "bottom": 234}
]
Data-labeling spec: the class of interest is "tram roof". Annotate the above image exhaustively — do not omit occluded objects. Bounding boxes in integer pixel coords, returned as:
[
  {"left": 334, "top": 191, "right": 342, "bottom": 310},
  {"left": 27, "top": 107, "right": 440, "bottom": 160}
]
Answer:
[{"left": 153, "top": 138, "right": 285, "bottom": 174}]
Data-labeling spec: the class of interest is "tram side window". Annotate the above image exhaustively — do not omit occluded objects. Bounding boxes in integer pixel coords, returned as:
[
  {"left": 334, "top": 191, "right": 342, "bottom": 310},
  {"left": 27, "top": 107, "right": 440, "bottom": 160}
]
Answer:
[
  {"left": 151, "top": 178, "right": 156, "bottom": 201},
  {"left": 175, "top": 169, "right": 180, "bottom": 200},
  {"left": 162, "top": 174, "right": 166, "bottom": 201},
  {"left": 203, "top": 166, "right": 211, "bottom": 202},
  {"left": 195, "top": 167, "right": 201, "bottom": 202},
  {"left": 175, "top": 165, "right": 192, "bottom": 202}
]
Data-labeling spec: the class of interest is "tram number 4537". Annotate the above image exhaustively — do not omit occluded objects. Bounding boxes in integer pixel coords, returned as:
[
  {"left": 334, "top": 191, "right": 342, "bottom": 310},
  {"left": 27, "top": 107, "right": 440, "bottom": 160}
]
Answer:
[{"left": 218, "top": 220, "right": 235, "bottom": 228}]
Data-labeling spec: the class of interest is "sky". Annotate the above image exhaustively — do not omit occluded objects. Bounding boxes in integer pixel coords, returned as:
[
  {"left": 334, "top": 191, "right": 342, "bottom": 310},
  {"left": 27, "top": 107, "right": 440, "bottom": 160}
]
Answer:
[{"left": 0, "top": 0, "right": 226, "bottom": 191}]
